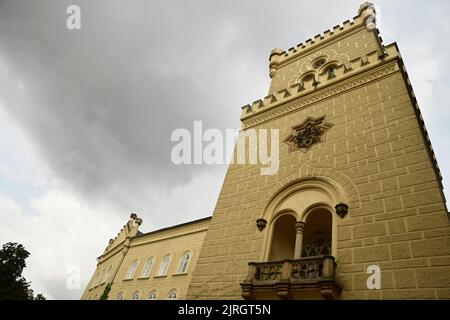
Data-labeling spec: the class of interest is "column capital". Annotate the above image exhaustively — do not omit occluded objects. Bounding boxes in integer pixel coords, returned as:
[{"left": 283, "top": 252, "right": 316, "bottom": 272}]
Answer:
[{"left": 295, "top": 221, "right": 306, "bottom": 233}]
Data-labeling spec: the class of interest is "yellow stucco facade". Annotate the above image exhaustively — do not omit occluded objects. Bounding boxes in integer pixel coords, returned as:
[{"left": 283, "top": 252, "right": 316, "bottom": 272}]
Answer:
[
  {"left": 81, "top": 3, "right": 450, "bottom": 300},
  {"left": 81, "top": 215, "right": 210, "bottom": 300}
]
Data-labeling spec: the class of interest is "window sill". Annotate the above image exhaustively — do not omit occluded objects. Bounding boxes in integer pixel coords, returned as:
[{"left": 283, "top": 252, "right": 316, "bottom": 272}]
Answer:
[
  {"left": 122, "top": 278, "right": 134, "bottom": 281},
  {"left": 137, "top": 276, "right": 150, "bottom": 280},
  {"left": 172, "top": 272, "right": 188, "bottom": 277},
  {"left": 153, "top": 275, "right": 167, "bottom": 279}
]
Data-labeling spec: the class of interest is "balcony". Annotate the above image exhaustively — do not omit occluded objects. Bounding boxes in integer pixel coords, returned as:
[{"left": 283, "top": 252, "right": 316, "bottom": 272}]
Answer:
[{"left": 240, "top": 255, "right": 341, "bottom": 300}]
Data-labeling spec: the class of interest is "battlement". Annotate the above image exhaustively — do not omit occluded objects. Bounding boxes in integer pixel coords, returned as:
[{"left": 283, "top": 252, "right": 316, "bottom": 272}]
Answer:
[
  {"left": 269, "top": 2, "right": 378, "bottom": 74},
  {"left": 241, "top": 43, "right": 399, "bottom": 123},
  {"left": 101, "top": 213, "right": 143, "bottom": 258}
]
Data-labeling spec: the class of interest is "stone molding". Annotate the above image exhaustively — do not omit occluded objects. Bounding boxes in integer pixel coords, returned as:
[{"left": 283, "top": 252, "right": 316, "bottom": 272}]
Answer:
[
  {"left": 241, "top": 44, "right": 399, "bottom": 129},
  {"left": 131, "top": 220, "right": 210, "bottom": 247},
  {"left": 257, "top": 163, "right": 361, "bottom": 221}
]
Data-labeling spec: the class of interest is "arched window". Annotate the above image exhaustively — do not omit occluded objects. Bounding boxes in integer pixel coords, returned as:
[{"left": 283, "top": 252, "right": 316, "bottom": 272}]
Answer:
[
  {"left": 301, "top": 208, "right": 333, "bottom": 258},
  {"left": 302, "top": 74, "right": 315, "bottom": 83},
  {"left": 126, "top": 260, "right": 139, "bottom": 279},
  {"left": 157, "top": 254, "right": 171, "bottom": 276},
  {"left": 131, "top": 291, "right": 140, "bottom": 300},
  {"left": 167, "top": 289, "right": 178, "bottom": 300},
  {"left": 300, "top": 74, "right": 318, "bottom": 89},
  {"left": 149, "top": 290, "right": 158, "bottom": 300},
  {"left": 326, "top": 66, "right": 336, "bottom": 78},
  {"left": 269, "top": 214, "right": 297, "bottom": 261},
  {"left": 141, "top": 257, "right": 154, "bottom": 278},
  {"left": 177, "top": 252, "right": 191, "bottom": 274},
  {"left": 263, "top": 178, "right": 341, "bottom": 262},
  {"left": 116, "top": 292, "right": 124, "bottom": 300},
  {"left": 313, "top": 59, "right": 326, "bottom": 70},
  {"left": 302, "top": 233, "right": 331, "bottom": 257}
]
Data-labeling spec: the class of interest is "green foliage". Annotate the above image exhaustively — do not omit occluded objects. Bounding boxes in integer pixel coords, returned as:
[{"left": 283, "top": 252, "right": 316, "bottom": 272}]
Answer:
[
  {"left": 99, "top": 282, "right": 113, "bottom": 300},
  {"left": 0, "top": 242, "right": 46, "bottom": 300},
  {"left": 34, "top": 293, "right": 47, "bottom": 300}
]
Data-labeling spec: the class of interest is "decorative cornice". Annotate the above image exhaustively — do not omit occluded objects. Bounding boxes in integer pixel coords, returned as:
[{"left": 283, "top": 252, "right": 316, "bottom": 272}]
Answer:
[
  {"left": 130, "top": 219, "right": 210, "bottom": 247},
  {"left": 97, "top": 241, "right": 126, "bottom": 264},
  {"left": 242, "top": 43, "right": 399, "bottom": 127},
  {"left": 102, "top": 213, "right": 143, "bottom": 256},
  {"left": 242, "top": 55, "right": 399, "bottom": 129},
  {"left": 99, "top": 216, "right": 210, "bottom": 263}
]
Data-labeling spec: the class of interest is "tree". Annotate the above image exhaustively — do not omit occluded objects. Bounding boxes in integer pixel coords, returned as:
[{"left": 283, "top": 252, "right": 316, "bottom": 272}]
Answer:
[
  {"left": 0, "top": 242, "right": 45, "bottom": 300},
  {"left": 34, "top": 293, "right": 47, "bottom": 300}
]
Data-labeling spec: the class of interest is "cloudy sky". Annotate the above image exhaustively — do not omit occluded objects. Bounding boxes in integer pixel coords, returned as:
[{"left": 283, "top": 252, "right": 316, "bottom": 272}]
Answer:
[{"left": 0, "top": 0, "right": 449, "bottom": 299}]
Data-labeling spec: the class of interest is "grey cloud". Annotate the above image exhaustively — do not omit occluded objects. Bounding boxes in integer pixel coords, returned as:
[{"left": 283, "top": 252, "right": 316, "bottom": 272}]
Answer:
[
  {"left": 1, "top": 0, "right": 450, "bottom": 217},
  {"left": 0, "top": 0, "right": 366, "bottom": 212}
]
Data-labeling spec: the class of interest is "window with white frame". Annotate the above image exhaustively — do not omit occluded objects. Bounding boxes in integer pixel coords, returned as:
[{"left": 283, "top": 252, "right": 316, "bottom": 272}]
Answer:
[
  {"left": 140, "top": 257, "right": 154, "bottom": 278},
  {"left": 157, "top": 254, "right": 171, "bottom": 276},
  {"left": 177, "top": 251, "right": 191, "bottom": 274},
  {"left": 131, "top": 291, "right": 140, "bottom": 300},
  {"left": 149, "top": 290, "right": 158, "bottom": 300},
  {"left": 116, "top": 292, "right": 124, "bottom": 300},
  {"left": 167, "top": 289, "right": 178, "bottom": 300},
  {"left": 126, "top": 260, "right": 139, "bottom": 279}
]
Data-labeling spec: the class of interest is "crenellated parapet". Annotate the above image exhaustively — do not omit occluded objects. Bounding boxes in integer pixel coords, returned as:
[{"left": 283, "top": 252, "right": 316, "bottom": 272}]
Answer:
[
  {"left": 268, "top": 2, "right": 378, "bottom": 80},
  {"left": 100, "top": 213, "right": 143, "bottom": 260},
  {"left": 241, "top": 43, "right": 399, "bottom": 125}
]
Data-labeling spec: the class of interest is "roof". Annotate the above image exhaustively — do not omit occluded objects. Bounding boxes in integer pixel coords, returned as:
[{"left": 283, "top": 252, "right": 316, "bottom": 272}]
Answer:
[{"left": 133, "top": 216, "right": 211, "bottom": 239}]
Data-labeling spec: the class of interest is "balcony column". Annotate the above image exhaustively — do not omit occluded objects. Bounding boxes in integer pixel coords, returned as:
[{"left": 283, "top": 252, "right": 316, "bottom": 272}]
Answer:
[{"left": 294, "top": 221, "right": 306, "bottom": 259}]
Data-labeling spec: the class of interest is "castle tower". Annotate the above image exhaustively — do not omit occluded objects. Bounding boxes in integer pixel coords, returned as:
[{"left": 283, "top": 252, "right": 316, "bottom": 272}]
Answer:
[{"left": 187, "top": 3, "right": 450, "bottom": 299}]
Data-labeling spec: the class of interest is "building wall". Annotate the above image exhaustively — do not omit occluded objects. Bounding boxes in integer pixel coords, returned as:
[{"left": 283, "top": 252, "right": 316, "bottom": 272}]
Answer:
[
  {"left": 81, "top": 4, "right": 450, "bottom": 301},
  {"left": 268, "top": 27, "right": 381, "bottom": 94},
  {"left": 186, "top": 5, "right": 450, "bottom": 300},
  {"left": 81, "top": 217, "right": 210, "bottom": 300},
  {"left": 83, "top": 246, "right": 125, "bottom": 300}
]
